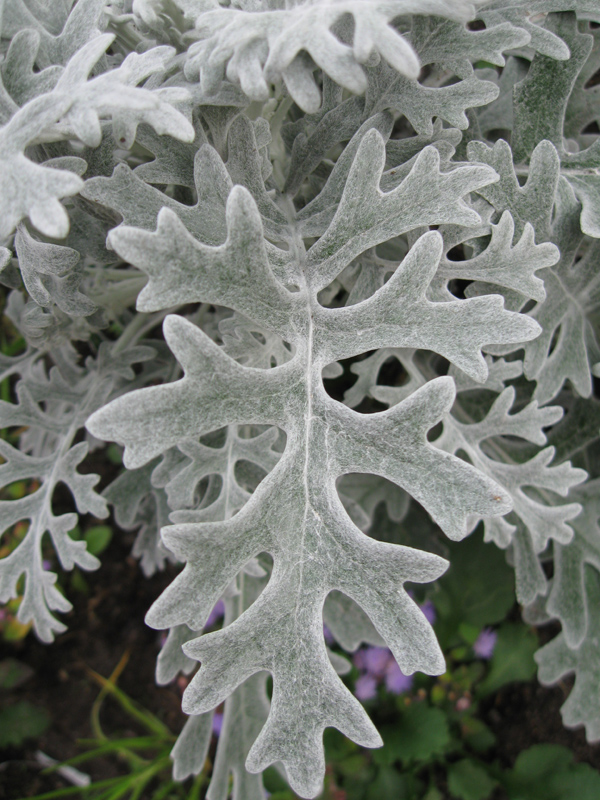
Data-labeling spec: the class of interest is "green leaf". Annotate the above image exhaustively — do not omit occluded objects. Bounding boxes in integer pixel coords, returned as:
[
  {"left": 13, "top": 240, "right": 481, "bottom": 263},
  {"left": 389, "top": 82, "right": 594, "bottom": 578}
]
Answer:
[
  {"left": 460, "top": 718, "right": 496, "bottom": 754},
  {"left": 263, "top": 766, "right": 294, "bottom": 794},
  {"left": 0, "top": 658, "right": 34, "bottom": 689},
  {"left": 0, "top": 700, "right": 50, "bottom": 746},
  {"left": 106, "top": 444, "right": 123, "bottom": 465},
  {"left": 69, "top": 568, "right": 89, "bottom": 595},
  {"left": 458, "top": 623, "right": 481, "bottom": 645},
  {"left": 512, "top": 744, "right": 573, "bottom": 782},
  {"left": 67, "top": 526, "right": 82, "bottom": 540},
  {"left": 504, "top": 744, "right": 600, "bottom": 800},
  {"left": 477, "top": 623, "right": 537, "bottom": 696},
  {"left": 366, "top": 766, "right": 413, "bottom": 800},
  {"left": 2, "top": 617, "right": 32, "bottom": 641},
  {"left": 336, "top": 753, "right": 369, "bottom": 779},
  {"left": 84, "top": 525, "right": 113, "bottom": 556},
  {"left": 323, "top": 727, "right": 357, "bottom": 762},
  {"left": 434, "top": 531, "right": 515, "bottom": 646},
  {"left": 374, "top": 703, "right": 450, "bottom": 766},
  {"left": 447, "top": 759, "right": 497, "bottom": 800}
]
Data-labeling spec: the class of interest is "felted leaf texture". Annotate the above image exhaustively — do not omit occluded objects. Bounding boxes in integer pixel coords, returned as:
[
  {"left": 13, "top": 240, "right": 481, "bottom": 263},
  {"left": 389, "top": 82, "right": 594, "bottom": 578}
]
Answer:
[
  {"left": 537, "top": 566, "right": 600, "bottom": 742},
  {"left": 15, "top": 225, "right": 96, "bottom": 316},
  {"left": 42, "top": 34, "right": 194, "bottom": 150},
  {"left": 0, "top": 343, "right": 152, "bottom": 642},
  {"left": 182, "top": 0, "right": 485, "bottom": 112},
  {"left": 2, "top": 0, "right": 599, "bottom": 790},
  {"left": 365, "top": 61, "right": 499, "bottom": 137},
  {"left": 0, "top": 94, "right": 83, "bottom": 238},
  {"left": 0, "top": 29, "right": 63, "bottom": 111},
  {"left": 219, "top": 313, "right": 294, "bottom": 369},
  {"left": 546, "top": 479, "right": 600, "bottom": 648},
  {"left": 512, "top": 12, "right": 593, "bottom": 163},
  {"left": 87, "top": 120, "right": 543, "bottom": 797},
  {"left": 467, "top": 138, "right": 560, "bottom": 242},
  {"left": 480, "top": 0, "right": 600, "bottom": 60},
  {"left": 171, "top": 571, "right": 273, "bottom": 800},
  {"left": 103, "top": 458, "right": 175, "bottom": 577},
  {"left": 521, "top": 179, "right": 600, "bottom": 405},
  {"left": 564, "top": 22, "right": 600, "bottom": 151},
  {"left": 86, "top": 322, "right": 449, "bottom": 797},
  {"left": 148, "top": 411, "right": 284, "bottom": 798},
  {"left": 0, "top": 18, "right": 193, "bottom": 240},
  {"left": 435, "top": 386, "right": 587, "bottom": 604},
  {"left": 435, "top": 210, "right": 557, "bottom": 303},
  {"left": 356, "top": 13, "right": 532, "bottom": 142},
  {"left": 166, "top": 427, "right": 282, "bottom": 520},
  {"left": 334, "top": 340, "right": 587, "bottom": 607},
  {"left": 510, "top": 12, "right": 600, "bottom": 235},
  {"left": 410, "top": 13, "right": 531, "bottom": 76},
  {"left": 466, "top": 142, "right": 600, "bottom": 405},
  {"left": 1, "top": 0, "right": 107, "bottom": 69},
  {"left": 83, "top": 117, "right": 288, "bottom": 246}
]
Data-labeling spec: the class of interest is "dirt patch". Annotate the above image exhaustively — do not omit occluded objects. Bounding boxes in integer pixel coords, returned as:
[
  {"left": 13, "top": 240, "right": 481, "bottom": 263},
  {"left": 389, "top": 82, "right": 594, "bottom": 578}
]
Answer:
[{"left": 0, "top": 529, "right": 186, "bottom": 799}]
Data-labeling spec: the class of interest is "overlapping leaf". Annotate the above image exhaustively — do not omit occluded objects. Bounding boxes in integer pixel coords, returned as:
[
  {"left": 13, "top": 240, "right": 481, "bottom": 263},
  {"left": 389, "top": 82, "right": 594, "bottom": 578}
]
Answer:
[
  {"left": 2, "top": 0, "right": 600, "bottom": 790},
  {"left": 0, "top": 343, "right": 152, "bottom": 641},
  {"left": 86, "top": 122, "right": 543, "bottom": 796},
  {"left": 546, "top": 480, "right": 600, "bottom": 647},
  {"left": 480, "top": 1, "right": 600, "bottom": 60},
  {"left": 183, "top": 0, "right": 484, "bottom": 112},
  {"left": 510, "top": 12, "right": 600, "bottom": 235},
  {"left": 336, "top": 339, "right": 586, "bottom": 606},
  {"left": 0, "top": 94, "right": 84, "bottom": 238},
  {"left": 436, "top": 386, "right": 587, "bottom": 603},
  {"left": 1, "top": 0, "right": 107, "bottom": 69},
  {"left": 537, "top": 566, "right": 600, "bottom": 742},
  {"left": 366, "top": 61, "right": 499, "bottom": 136},
  {"left": 467, "top": 143, "right": 600, "bottom": 404},
  {"left": 0, "top": 24, "right": 193, "bottom": 240},
  {"left": 15, "top": 225, "right": 96, "bottom": 316}
]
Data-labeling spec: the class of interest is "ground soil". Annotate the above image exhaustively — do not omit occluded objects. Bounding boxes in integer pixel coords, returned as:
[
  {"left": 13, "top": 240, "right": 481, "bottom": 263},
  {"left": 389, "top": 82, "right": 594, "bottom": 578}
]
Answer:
[
  {"left": 1, "top": 528, "right": 599, "bottom": 800},
  {"left": 0, "top": 529, "right": 187, "bottom": 799}
]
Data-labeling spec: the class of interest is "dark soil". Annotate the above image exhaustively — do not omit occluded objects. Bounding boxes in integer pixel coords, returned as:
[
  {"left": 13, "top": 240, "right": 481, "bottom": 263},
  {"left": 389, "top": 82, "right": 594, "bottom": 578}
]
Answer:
[
  {"left": 481, "top": 678, "right": 600, "bottom": 771},
  {"left": 1, "top": 528, "right": 600, "bottom": 800},
  {"left": 0, "top": 529, "right": 187, "bottom": 800}
]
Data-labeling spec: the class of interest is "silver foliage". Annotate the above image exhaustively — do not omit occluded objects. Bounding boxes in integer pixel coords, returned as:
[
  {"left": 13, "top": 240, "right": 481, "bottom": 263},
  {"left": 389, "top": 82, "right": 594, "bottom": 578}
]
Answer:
[{"left": 0, "top": 1, "right": 599, "bottom": 796}]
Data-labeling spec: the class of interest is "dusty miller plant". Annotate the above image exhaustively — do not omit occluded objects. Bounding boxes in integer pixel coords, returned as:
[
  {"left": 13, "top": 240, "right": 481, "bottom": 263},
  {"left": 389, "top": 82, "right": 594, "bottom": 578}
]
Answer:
[{"left": 0, "top": 0, "right": 600, "bottom": 797}]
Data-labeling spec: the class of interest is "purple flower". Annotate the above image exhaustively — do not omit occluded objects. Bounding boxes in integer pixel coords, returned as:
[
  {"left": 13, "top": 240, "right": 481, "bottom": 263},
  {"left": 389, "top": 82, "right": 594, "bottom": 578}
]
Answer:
[
  {"left": 384, "top": 660, "right": 413, "bottom": 695},
  {"left": 419, "top": 599, "right": 436, "bottom": 625},
  {"left": 354, "top": 645, "right": 416, "bottom": 700},
  {"left": 212, "top": 711, "right": 223, "bottom": 736},
  {"left": 355, "top": 674, "right": 378, "bottom": 701},
  {"left": 205, "top": 599, "right": 225, "bottom": 628},
  {"left": 456, "top": 696, "right": 471, "bottom": 712},
  {"left": 42, "top": 559, "right": 52, "bottom": 571},
  {"left": 352, "top": 649, "right": 367, "bottom": 671},
  {"left": 363, "top": 647, "right": 391, "bottom": 679},
  {"left": 473, "top": 628, "right": 497, "bottom": 659},
  {"left": 323, "top": 624, "right": 334, "bottom": 645}
]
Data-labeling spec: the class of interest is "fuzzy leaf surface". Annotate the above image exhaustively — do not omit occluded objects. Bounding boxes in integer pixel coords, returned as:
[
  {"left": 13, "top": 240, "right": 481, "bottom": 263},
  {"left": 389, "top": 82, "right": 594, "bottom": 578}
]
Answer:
[{"left": 87, "top": 135, "right": 544, "bottom": 794}]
